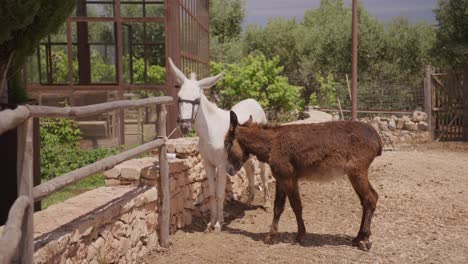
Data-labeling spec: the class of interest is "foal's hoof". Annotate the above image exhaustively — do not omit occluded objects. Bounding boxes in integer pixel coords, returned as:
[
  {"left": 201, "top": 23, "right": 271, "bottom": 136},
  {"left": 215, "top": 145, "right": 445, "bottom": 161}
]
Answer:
[
  {"left": 294, "top": 235, "right": 305, "bottom": 246},
  {"left": 352, "top": 238, "right": 372, "bottom": 251}
]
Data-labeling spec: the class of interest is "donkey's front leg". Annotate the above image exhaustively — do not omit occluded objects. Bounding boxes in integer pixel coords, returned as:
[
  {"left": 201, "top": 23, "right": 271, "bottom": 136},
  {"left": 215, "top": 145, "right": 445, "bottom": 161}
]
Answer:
[
  {"left": 243, "top": 158, "right": 256, "bottom": 206},
  {"left": 260, "top": 162, "right": 272, "bottom": 210},
  {"left": 203, "top": 160, "right": 218, "bottom": 232},
  {"left": 214, "top": 164, "right": 227, "bottom": 232}
]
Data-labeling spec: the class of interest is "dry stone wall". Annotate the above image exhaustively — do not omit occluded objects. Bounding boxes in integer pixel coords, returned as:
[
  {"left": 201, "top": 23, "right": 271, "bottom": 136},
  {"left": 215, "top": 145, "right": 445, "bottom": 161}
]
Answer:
[
  {"left": 359, "top": 111, "right": 431, "bottom": 145},
  {"left": 27, "top": 137, "right": 269, "bottom": 264}
]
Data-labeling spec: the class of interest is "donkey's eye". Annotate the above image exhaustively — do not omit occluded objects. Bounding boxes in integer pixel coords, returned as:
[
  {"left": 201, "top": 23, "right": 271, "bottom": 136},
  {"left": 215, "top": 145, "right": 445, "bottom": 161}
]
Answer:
[{"left": 224, "top": 142, "right": 231, "bottom": 149}]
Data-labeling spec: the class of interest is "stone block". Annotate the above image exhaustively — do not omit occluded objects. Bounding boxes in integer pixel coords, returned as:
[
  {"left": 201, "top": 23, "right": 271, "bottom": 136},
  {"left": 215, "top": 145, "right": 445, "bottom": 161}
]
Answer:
[
  {"left": 404, "top": 121, "right": 418, "bottom": 131},
  {"left": 396, "top": 118, "right": 405, "bottom": 130},
  {"left": 104, "top": 168, "right": 120, "bottom": 179}
]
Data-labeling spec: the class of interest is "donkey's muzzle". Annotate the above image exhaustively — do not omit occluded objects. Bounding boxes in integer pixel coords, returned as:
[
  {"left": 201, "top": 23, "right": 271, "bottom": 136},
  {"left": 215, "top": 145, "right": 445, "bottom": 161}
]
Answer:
[
  {"left": 226, "top": 164, "right": 238, "bottom": 176},
  {"left": 179, "top": 122, "right": 192, "bottom": 135}
]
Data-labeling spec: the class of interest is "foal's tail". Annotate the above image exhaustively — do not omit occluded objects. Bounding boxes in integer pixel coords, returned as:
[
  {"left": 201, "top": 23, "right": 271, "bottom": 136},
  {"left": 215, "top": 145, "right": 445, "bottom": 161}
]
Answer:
[{"left": 376, "top": 134, "right": 383, "bottom": 156}]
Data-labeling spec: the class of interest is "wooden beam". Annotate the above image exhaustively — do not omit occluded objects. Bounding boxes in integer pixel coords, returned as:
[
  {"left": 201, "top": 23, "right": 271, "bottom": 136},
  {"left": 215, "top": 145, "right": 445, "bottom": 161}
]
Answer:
[
  {"left": 33, "top": 138, "right": 165, "bottom": 202},
  {"left": 464, "top": 68, "right": 468, "bottom": 142},
  {"left": 351, "top": 0, "right": 358, "bottom": 121},
  {"left": 0, "top": 106, "right": 30, "bottom": 135},
  {"left": 17, "top": 118, "right": 34, "bottom": 263},
  {"left": 424, "top": 65, "right": 433, "bottom": 140},
  {"left": 27, "top": 96, "right": 174, "bottom": 118},
  {"left": 157, "top": 104, "right": 170, "bottom": 248},
  {"left": 0, "top": 196, "right": 30, "bottom": 264}
]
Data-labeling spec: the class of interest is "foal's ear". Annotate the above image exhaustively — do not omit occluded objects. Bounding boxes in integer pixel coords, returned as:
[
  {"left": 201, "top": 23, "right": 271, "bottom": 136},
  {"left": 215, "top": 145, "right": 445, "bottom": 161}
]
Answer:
[
  {"left": 244, "top": 115, "right": 253, "bottom": 126},
  {"left": 168, "top": 57, "right": 187, "bottom": 85},
  {"left": 229, "top": 111, "right": 238, "bottom": 132},
  {"left": 198, "top": 72, "right": 224, "bottom": 89}
]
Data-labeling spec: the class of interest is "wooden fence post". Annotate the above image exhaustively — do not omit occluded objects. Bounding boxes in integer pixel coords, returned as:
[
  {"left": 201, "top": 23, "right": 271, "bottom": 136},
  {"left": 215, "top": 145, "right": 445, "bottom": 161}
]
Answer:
[
  {"left": 424, "top": 65, "right": 434, "bottom": 141},
  {"left": 17, "top": 118, "right": 34, "bottom": 263},
  {"left": 157, "top": 104, "right": 170, "bottom": 247},
  {"left": 463, "top": 68, "right": 468, "bottom": 142}
]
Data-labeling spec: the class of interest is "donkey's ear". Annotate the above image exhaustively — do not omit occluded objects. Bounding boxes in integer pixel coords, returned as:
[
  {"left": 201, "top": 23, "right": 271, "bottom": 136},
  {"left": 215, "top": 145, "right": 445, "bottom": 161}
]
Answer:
[
  {"left": 168, "top": 57, "right": 187, "bottom": 84},
  {"left": 229, "top": 111, "right": 238, "bottom": 132},
  {"left": 244, "top": 115, "right": 253, "bottom": 126},
  {"left": 198, "top": 72, "right": 224, "bottom": 89}
]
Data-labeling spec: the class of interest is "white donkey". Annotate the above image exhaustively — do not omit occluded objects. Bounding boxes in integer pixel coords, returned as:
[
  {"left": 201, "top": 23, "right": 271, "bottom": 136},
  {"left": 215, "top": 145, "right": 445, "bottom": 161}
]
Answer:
[{"left": 168, "top": 58, "right": 271, "bottom": 232}]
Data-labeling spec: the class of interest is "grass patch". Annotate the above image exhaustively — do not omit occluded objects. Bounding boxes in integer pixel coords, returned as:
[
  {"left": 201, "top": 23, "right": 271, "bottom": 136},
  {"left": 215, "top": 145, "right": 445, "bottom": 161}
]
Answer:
[{"left": 41, "top": 174, "right": 105, "bottom": 209}]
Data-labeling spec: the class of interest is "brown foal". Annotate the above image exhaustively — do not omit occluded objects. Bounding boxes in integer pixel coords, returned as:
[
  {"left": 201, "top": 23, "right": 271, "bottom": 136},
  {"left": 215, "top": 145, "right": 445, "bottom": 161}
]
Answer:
[{"left": 224, "top": 111, "right": 382, "bottom": 251}]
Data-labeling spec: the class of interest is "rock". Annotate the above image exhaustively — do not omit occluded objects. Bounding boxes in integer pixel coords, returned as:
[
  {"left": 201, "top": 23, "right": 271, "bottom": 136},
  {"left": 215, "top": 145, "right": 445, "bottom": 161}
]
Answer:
[
  {"left": 104, "top": 168, "right": 120, "bottom": 179},
  {"left": 105, "top": 179, "right": 120, "bottom": 186},
  {"left": 379, "top": 121, "right": 389, "bottom": 131},
  {"left": 332, "top": 113, "right": 340, "bottom": 121},
  {"left": 388, "top": 119, "right": 396, "bottom": 131},
  {"left": 286, "top": 110, "right": 332, "bottom": 125},
  {"left": 412, "top": 110, "right": 427, "bottom": 122},
  {"left": 418, "top": 121, "right": 429, "bottom": 131},
  {"left": 402, "top": 115, "right": 411, "bottom": 122},
  {"left": 373, "top": 116, "right": 381, "bottom": 122},
  {"left": 120, "top": 167, "right": 141, "bottom": 181},
  {"left": 369, "top": 121, "right": 380, "bottom": 132},
  {"left": 396, "top": 119, "right": 405, "bottom": 130},
  {"left": 404, "top": 121, "right": 418, "bottom": 131},
  {"left": 111, "top": 221, "right": 126, "bottom": 238},
  {"left": 390, "top": 115, "right": 398, "bottom": 120}
]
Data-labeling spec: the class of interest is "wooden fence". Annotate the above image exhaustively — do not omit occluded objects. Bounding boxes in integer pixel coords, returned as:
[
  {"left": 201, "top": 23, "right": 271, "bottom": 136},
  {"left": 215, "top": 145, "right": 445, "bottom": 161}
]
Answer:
[{"left": 0, "top": 96, "right": 174, "bottom": 263}]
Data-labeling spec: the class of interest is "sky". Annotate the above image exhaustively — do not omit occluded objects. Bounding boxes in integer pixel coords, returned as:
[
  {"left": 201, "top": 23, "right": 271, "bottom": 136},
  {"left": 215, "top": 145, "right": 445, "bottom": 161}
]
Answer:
[{"left": 244, "top": 0, "right": 439, "bottom": 26}]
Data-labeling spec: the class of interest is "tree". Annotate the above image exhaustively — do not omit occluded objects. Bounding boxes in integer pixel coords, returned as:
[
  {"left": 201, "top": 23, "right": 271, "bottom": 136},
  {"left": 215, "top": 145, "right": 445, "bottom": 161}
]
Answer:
[
  {"left": 211, "top": 54, "right": 302, "bottom": 117},
  {"left": 0, "top": 0, "right": 75, "bottom": 103},
  {"left": 210, "top": 0, "right": 246, "bottom": 63},
  {"left": 433, "top": 0, "right": 468, "bottom": 69}
]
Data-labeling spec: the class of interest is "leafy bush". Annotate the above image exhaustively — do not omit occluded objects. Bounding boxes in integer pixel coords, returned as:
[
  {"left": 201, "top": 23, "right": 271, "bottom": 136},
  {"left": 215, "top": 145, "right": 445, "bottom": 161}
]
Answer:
[
  {"left": 211, "top": 54, "right": 302, "bottom": 115},
  {"left": 40, "top": 117, "right": 81, "bottom": 147},
  {"left": 40, "top": 118, "right": 119, "bottom": 180}
]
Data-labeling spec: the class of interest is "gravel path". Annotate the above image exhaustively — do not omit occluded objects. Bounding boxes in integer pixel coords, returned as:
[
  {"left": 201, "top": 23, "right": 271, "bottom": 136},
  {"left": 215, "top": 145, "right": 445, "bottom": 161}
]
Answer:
[{"left": 143, "top": 144, "right": 468, "bottom": 264}]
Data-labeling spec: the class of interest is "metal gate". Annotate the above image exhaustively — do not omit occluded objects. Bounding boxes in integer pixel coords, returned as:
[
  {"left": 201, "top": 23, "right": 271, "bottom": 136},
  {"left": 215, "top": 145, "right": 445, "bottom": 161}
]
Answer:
[{"left": 426, "top": 67, "right": 468, "bottom": 141}]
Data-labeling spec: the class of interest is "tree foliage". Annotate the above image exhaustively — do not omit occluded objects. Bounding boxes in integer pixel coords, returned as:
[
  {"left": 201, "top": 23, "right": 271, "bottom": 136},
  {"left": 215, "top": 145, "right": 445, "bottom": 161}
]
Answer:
[
  {"left": 211, "top": 54, "right": 302, "bottom": 113},
  {"left": 433, "top": 0, "right": 468, "bottom": 69},
  {"left": 0, "top": 0, "right": 75, "bottom": 103}
]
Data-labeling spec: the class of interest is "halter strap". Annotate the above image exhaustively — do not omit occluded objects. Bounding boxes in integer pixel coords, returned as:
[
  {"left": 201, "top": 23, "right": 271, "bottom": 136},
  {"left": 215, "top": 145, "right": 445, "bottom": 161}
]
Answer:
[{"left": 177, "top": 97, "right": 201, "bottom": 123}]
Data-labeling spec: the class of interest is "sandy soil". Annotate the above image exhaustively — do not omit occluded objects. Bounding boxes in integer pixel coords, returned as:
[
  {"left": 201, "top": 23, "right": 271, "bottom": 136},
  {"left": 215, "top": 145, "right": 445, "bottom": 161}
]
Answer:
[{"left": 143, "top": 143, "right": 468, "bottom": 264}]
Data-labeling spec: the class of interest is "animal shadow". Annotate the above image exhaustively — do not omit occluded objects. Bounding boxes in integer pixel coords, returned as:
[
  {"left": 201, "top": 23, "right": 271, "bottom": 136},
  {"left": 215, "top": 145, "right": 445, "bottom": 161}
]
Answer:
[
  {"left": 223, "top": 226, "right": 354, "bottom": 248},
  {"left": 181, "top": 199, "right": 265, "bottom": 233}
]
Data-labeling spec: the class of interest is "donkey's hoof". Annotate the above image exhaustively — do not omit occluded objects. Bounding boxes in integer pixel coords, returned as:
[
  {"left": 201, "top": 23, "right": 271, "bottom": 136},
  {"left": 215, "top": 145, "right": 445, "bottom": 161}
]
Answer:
[
  {"left": 212, "top": 222, "right": 222, "bottom": 233},
  {"left": 262, "top": 203, "right": 272, "bottom": 213},
  {"left": 264, "top": 235, "right": 275, "bottom": 245},
  {"left": 204, "top": 226, "right": 213, "bottom": 233},
  {"left": 352, "top": 239, "right": 372, "bottom": 251}
]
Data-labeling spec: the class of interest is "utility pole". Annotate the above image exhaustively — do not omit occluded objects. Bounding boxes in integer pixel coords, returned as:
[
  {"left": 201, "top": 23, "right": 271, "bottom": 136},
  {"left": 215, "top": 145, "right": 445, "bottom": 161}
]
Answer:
[{"left": 351, "top": 0, "right": 358, "bottom": 121}]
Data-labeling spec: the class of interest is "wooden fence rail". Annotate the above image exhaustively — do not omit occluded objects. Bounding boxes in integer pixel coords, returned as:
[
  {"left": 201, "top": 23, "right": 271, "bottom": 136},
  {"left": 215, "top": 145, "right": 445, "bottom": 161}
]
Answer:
[
  {"left": 33, "top": 138, "right": 165, "bottom": 202},
  {"left": 0, "top": 96, "right": 174, "bottom": 263},
  {"left": 0, "top": 196, "right": 30, "bottom": 264}
]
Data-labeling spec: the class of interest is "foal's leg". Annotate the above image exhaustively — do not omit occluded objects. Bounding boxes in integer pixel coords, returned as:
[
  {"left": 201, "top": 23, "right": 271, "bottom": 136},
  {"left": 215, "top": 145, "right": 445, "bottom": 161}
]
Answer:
[
  {"left": 203, "top": 160, "right": 217, "bottom": 232},
  {"left": 285, "top": 179, "right": 306, "bottom": 245},
  {"left": 264, "top": 181, "right": 287, "bottom": 244},
  {"left": 259, "top": 162, "right": 272, "bottom": 209},
  {"left": 348, "top": 169, "right": 378, "bottom": 251},
  {"left": 214, "top": 164, "right": 227, "bottom": 232},
  {"left": 243, "top": 158, "right": 256, "bottom": 206}
]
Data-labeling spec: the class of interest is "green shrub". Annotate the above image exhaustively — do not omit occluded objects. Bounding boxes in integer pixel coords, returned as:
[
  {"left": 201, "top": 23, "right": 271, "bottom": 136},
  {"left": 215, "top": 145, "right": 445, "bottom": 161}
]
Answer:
[
  {"left": 211, "top": 54, "right": 302, "bottom": 115},
  {"left": 40, "top": 118, "right": 119, "bottom": 180}
]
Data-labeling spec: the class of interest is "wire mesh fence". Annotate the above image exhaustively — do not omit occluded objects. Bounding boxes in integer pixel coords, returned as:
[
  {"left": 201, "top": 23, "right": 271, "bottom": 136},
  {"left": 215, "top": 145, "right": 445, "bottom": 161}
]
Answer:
[{"left": 322, "top": 81, "right": 425, "bottom": 113}]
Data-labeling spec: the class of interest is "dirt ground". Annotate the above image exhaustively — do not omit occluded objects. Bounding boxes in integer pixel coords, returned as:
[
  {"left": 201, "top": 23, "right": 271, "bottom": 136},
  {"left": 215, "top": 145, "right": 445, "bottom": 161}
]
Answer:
[{"left": 142, "top": 143, "right": 468, "bottom": 264}]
